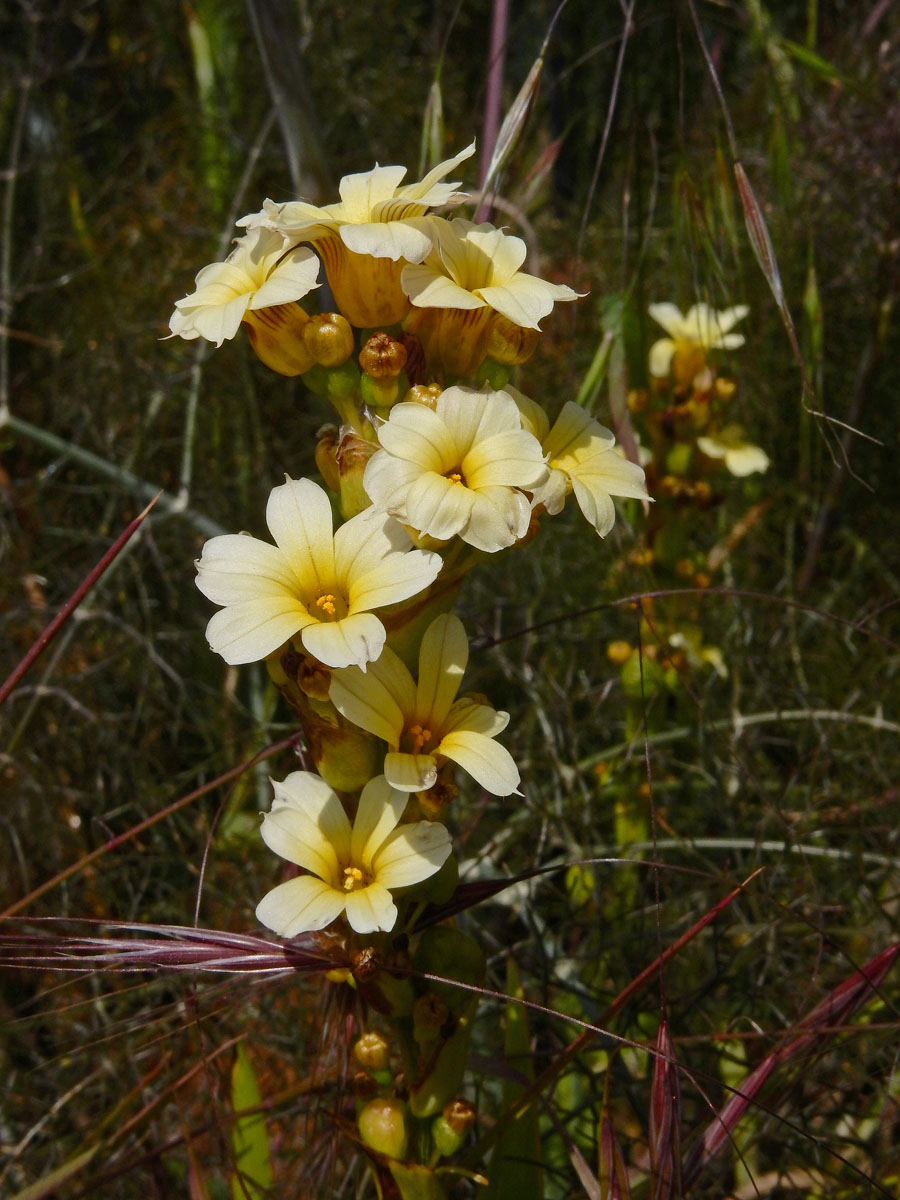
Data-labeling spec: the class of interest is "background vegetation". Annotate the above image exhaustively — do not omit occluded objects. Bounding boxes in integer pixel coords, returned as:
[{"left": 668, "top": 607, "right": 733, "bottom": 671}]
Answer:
[{"left": 2, "top": 0, "right": 898, "bottom": 1195}]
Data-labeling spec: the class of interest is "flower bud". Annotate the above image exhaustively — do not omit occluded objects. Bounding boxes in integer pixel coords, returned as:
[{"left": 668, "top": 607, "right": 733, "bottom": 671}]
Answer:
[
  {"left": 360, "top": 369, "right": 409, "bottom": 411},
  {"left": 243, "top": 304, "right": 315, "bottom": 376},
  {"left": 303, "top": 312, "right": 355, "bottom": 367},
  {"left": 432, "top": 1099, "right": 476, "bottom": 1156},
  {"left": 359, "top": 332, "right": 408, "bottom": 379},
  {"left": 715, "top": 376, "right": 736, "bottom": 401},
  {"left": 606, "top": 640, "right": 633, "bottom": 666},
  {"left": 474, "top": 357, "right": 510, "bottom": 391},
  {"left": 403, "top": 383, "right": 443, "bottom": 410},
  {"left": 358, "top": 1097, "right": 409, "bottom": 1161},
  {"left": 354, "top": 1031, "right": 391, "bottom": 1072}
]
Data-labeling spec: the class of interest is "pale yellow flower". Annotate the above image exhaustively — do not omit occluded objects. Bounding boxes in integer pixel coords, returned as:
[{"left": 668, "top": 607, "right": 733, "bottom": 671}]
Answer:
[
  {"left": 256, "top": 772, "right": 451, "bottom": 936},
  {"left": 648, "top": 302, "right": 749, "bottom": 379},
  {"left": 697, "top": 428, "right": 770, "bottom": 476},
  {"left": 402, "top": 219, "right": 581, "bottom": 376},
  {"left": 238, "top": 145, "right": 476, "bottom": 327},
  {"left": 363, "top": 386, "right": 549, "bottom": 553},
  {"left": 195, "top": 477, "right": 441, "bottom": 670},
  {"left": 512, "top": 391, "right": 650, "bottom": 537},
  {"left": 329, "top": 613, "right": 520, "bottom": 796},
  {"left": 168, "top": 227, "right": 320, "bottom": 348}
]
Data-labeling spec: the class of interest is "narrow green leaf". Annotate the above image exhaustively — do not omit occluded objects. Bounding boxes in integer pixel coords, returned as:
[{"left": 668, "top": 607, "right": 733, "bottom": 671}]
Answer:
[
  {"left": 230, "top": 1043, "right": 273, "bottom": 1200},
  {"left": 484, "top": 957, "right": 543, "bottom": 1199}
]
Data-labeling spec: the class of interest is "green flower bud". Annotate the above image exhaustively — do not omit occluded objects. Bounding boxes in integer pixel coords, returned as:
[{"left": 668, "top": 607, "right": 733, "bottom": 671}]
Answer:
[
  {"left": 432, "top": 1099, "right": 475, "bottom": 1156},
  {"left": 474, "top": 357, "right": 510, "bottom": 391},
  {"left": 354, "top": 1031, "right": 391, "bottom": 1072},
  {"left": 358, "top": 1097, "right": 408, "bottom": 1161}
]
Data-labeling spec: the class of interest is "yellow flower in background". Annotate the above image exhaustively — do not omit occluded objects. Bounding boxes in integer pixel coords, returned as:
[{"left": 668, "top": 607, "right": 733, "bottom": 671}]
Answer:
[
  {"left": 512, "top": 392, "right": 650, "bottom": 537},
  {"left": 697, "top": 428, "right": 770, "bottom": 476},
  {"left": 329, "top": 613, "right": 521, "bottom": 796},
  {"left": 195, "top": 477, "right": 441, "bottom": 669},
  {"left": 648, "top": 302, "right": 749, "bottom": 386},
  {"left": 402, "top": 219, "right": 581, "bottom": 376},
  {"left": 168, "top": 227, "right": 320, "bottom": 352},
  {"left": 238, "top": 144, "right": 476, "bottom": 328},
  {"left": 256, "top": 772, "right": 452, "bottom": 936},
  {"left": 363, "top": 386, "right": 549, "bottom": 553}
]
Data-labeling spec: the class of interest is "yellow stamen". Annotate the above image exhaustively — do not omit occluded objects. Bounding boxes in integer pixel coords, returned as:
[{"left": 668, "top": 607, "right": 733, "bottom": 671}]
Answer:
[
  {"left": 316, "top": 593, "right": 337, "bottom": 616},
  {"left": 446, "top": 472, "right": 464, "bottom": 485},
  {"left": 342, "top": 866, "right": 365, "bottom": 892},
  {"left": 408, "top": 724, "right": 433, "bottom": 753}
]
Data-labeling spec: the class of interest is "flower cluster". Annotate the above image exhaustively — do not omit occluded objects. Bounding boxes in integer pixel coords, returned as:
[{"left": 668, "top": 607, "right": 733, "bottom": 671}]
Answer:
[{"left": 172, "top": 144, "right": 648, "bottom": 945}]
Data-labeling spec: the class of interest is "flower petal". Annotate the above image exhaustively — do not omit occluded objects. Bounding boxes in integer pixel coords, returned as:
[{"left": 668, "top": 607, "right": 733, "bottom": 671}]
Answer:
[
  {"left": 261, "top": 772, "right": 351, "bottom": 879},
  {"left": 265, "top": 478, "right": 335, "bottom": 592},
  {"left": 195, "top": 533, "right": 300, "bottom": 605},
  {"left": 402, "top": 263, "right": 486, "bottom": 310},
  {"left": 405, "top": 472, "right": 475, "bottom": 542},
  {"left": 372, "top": 821, "right": 452, "bottom": 888},
  {"left": 343, "top": 882, "right": 398, "bottom": 934},
  {"left": 341, "top": 218, "right": 433, "bottom": 263},
  {"left": 349, "top": 547, "right": 442, "bottom": 612},
  {"left": 384, "top": 750, "right": 438, "bottom": 792},
  {"left": 464, "top": 487, "right": 530, "bottom": 551},
  {"left": 439, "top": 729, "right": 521, "bottom": 796},
  {"left": 648, "top": 337, "right": 677, "bottom": 377},
  {"left": 376, "top": 403, "right": 457, "bottom": 472},
  {"left": 648, "top": 303, "right": 687, "bottom": 339},
  {"left": 248, "top": 247, "right": 320, "bottom": 309},
  {"left": 204, "top": 596, "right": 309, "bottom": 665},
  {"left": 256, "top": 875, "right": 346, "bottom": 937},
  {"left": 477, "top": 275, "right": 578, "bottom": 330},
  {"left": 329, "top": 650, "right": 411, "bottom": 745},
  {"left": 416, "top": 613, "right": 467, "bottom": 727},
  {"left": 351, "top": 776, "right": 407, "bottom": 871},
  {"left": 300, "top": 610, "right": 386, "bottom": 670}
]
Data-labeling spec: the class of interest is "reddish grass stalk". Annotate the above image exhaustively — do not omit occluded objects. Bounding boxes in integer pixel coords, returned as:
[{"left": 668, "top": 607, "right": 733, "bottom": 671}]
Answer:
[
  {"left": 0, "top": 493, "right": 159, "bottom": 709},
  {"left": 0, "top": 921, "right": 346, "bottom": 975},
  {"left": 648, "top": 1019, "right": 681, "bottom": 1200},
  {"left": 683, "top": 941, "right": 900, "bottom": 1184}
]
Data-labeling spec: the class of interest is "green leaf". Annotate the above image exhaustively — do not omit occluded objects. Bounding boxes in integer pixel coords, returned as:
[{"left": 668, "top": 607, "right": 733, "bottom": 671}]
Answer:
[
  {"left": 230, "top": 1044, "right": 273, "bottom": 1200},
  {"left": 484, "top": 957, "right": 542, "bottom": 1199}
]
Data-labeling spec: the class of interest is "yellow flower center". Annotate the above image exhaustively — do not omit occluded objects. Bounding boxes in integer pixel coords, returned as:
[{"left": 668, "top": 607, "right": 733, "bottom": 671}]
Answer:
[
  {"left": 446, "top": 470, "right": 466, "bottom": 486},
  {"left": 407, "top": 724, "right": 433, "bottom": 753},
  {"left": 342, "top": 866, "right": 367, "bottom": 892},
  {"left": 311, "top": 591, "right": 348, "bottom": 621}
]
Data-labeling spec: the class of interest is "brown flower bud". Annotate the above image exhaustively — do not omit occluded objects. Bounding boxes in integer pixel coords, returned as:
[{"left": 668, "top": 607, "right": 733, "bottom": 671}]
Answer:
[
  {"left": 359, "top": 332, "right": 408, "bottom": 379},
  {"left": 403, "top": 383, "right": 443, "bottom": 410}
]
